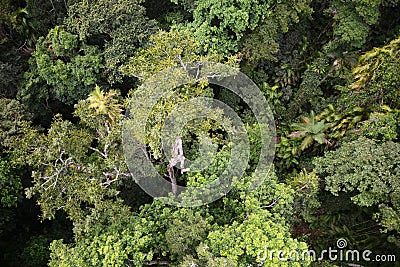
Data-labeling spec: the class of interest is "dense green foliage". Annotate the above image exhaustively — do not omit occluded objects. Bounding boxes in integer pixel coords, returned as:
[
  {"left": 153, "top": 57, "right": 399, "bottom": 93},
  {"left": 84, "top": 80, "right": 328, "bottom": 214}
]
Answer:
[
  {"left": 1, "top": 0, "right": 400, "bottom": 266},
  {"left": 20, "top": 26, "right": 104, "bottom": 105},
  {"left": 65, "top": 0, "right": 158, "bottom": 83},
  {"left": 314, "top": 138, "right": 400, "bottom": 232}
]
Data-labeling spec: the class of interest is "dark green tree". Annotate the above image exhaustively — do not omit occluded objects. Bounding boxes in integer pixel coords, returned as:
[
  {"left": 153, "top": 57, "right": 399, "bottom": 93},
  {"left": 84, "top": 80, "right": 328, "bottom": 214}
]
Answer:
[
  {"left": 19, "top": 26, "right": 104, "bottom": 106},
  {"left": 314, "top": 137, "right": 400, "bottom": 235},
  {"left": 65, "top": 0, "right": 158, "bottom": 83}
]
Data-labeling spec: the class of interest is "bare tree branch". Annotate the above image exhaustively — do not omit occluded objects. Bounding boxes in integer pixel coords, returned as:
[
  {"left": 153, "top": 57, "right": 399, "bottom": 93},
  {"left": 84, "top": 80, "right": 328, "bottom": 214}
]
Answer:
[
  {"left": 166, "top": 137, "right": 190, "bottom": 195},
  {"left": 261, "top": 199, "right": 278, "bottom": 209}
]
